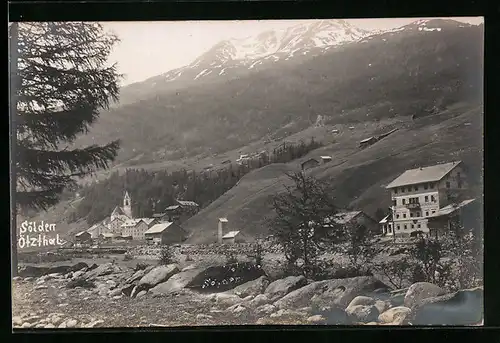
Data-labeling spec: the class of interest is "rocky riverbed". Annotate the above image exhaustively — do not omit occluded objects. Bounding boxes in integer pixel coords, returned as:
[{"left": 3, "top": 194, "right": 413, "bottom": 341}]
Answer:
[{"left": 12, "top": 261, "right": 484, "bottom": 329}]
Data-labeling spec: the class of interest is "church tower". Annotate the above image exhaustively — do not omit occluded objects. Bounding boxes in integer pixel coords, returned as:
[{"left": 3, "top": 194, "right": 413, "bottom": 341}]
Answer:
[{"left": 123, "top": 191, "right": 132, "bottom": 218}]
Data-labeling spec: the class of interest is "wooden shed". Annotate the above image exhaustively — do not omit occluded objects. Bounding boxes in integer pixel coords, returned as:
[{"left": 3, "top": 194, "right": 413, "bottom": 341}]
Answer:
[
  {"left": 301, "top": 158, "right": 320, "bottom": 171},
  {"left": 144, "top": 222, "right": 187, "bottom": 245}
]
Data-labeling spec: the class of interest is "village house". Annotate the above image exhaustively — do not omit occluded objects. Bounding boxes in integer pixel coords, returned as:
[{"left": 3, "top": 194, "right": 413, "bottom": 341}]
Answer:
[
  {"left": 108, "top": 191, "right": 134, "bottom": 234},
  {"left": 162, "top": 199, "right": 199, "bottom": 223},
  {"left": 86, "top": 221, "right": 110, "bottom": 239},
  {"left": 321, "top": 156, "right": 332, "bottom": 164},
  {"left": 381, "top": 161, "right": 472, "bottom": 237},
  {"left": 427, "top": 199, "right": 479, "bottom": 238},
  {"left": 359, "top": 136, "right": 378, "bottom": 148},
  {"left": 301, "top": 158, "right": 320, "bottom": 171},
  {"left": 222, "top": 231, "right": 245, "bottom": 244},
  {"left": 144, "top": 222, "right": 187, "bottom": 245},
  {"left": 120, "top": 218, "right": 157, "bottom": 240},
  {"left": 324, "top": 211, "right": 380, "bottom": 235},
  {"left": 75, "top": 231, "right": 92, "bottom": 245}
]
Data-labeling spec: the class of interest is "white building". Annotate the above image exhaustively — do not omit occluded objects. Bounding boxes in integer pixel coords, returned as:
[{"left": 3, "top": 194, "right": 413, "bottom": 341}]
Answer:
[{"left": 381, "top": 161, "right": 469, "bottom": 237}]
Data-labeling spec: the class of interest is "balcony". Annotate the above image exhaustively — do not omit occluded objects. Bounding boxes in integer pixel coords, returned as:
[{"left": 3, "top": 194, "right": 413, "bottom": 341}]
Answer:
[{"left": 405, "top": 202, "right": 421, "bottom": 210}]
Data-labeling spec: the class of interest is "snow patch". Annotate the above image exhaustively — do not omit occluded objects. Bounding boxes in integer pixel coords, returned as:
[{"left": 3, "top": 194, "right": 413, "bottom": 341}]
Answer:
[
  {"left": 219, "top": 68, "right": 226, "bottom": 76},
  {"left": 194, "top": 69, "right": 209, "bottom": 80}
]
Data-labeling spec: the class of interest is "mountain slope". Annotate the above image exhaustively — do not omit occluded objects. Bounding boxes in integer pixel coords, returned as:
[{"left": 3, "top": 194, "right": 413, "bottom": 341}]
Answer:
[
  {"left": 183, "top": 103, "right": 482, "bottom": 244},
  {"left": 75, "top": 20, "right": 482, "bottom": 168}
]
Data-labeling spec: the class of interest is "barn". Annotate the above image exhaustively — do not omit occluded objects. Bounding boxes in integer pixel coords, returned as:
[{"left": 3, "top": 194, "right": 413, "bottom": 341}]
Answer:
[
  {"left": 144, "top": 222, "right": 187, "bottom": 245},
  {"left": 301, "top": 158, "right": 320, "bottom": 171}
]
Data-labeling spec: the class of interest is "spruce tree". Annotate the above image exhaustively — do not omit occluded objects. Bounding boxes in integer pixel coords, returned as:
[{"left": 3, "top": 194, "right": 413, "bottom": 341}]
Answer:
[{"left": 10, "top": 22, "right": 122, "bottom": 275}]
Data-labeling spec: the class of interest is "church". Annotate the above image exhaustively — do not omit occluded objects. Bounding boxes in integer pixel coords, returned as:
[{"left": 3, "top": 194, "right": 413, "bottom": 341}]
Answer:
[{"left": 108, "top": 191, "right": 133, "bottom": 234}]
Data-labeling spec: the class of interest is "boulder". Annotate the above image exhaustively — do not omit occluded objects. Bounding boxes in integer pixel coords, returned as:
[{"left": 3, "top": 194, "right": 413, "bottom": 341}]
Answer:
[
  {"left": 276, "top": 276, "right": 389, "bottom": 311},
  {"left": 264, "top": 275, "right": 308, "bottom": 299},
  {"left": 214, "top": 292, "right": 242, "bottom": 308},
  {"left": 374, "top": 300, "right": 390, "bottom": 314},
  {"left": 247, "top": 294, "right": 270, "bottom": 308},
  {"left": 82, "top": 263, "right": 122, "bottom": 281},
  {"left": 125, "top": 269, "right": 147, "bottom": 284},
  {"left": 404, "top": 282, "right": 446, "bottom": 308},
  {"left": 307, "top": 315, "right": 326, "bottom": 324},
  {"left": 230, "top": 276, "right": 269, "bottom": 298},
  {"left": 255, "top": 304, "right": 276, "bottom": 316},
  {"left": 347, "top": 295, "right": 376, "bottom": 308},
  {"left": 345, "top": 304, "right": 380, "bottom": 323},
  {"left": 149, "top": 267, "right": 204, "bottom": 295},
  {"left": 378, "top": 306, "right": 411, "bottom": 324},
  {"left": 406, "top": 287, "right": 483, "bottom": 325},
  {"left": 138, "top": 264, "right": 179, "bottom": 289}
]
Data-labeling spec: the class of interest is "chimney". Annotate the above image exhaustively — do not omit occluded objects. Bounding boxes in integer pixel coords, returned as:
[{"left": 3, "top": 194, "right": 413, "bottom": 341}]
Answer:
[{"left": 218, "top": 218, "right": 227, "bottom": 244}]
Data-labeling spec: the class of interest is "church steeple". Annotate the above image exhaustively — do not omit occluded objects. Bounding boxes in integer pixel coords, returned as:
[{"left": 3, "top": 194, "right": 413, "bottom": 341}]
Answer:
[{"left": 123, "top": 191, "right": 132, "bottom": 218}]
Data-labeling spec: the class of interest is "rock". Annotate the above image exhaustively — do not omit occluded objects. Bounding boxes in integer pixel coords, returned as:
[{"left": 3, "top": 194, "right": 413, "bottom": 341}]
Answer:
[
  {"left": 265, "top": 275, "right": 308, "bottom": 300},
  {"left": 44, "top": 323, "right": 55, "bottom": 328},
  {"left": 51, "top": 316, "right": 63, "bottom": 325},
  {"left": 404, "top": 282, "right": 446, "bottom": 308},
  {"left": 136, "top": 290, "right": 147, "bottom": 298},
  {"left": 125, "top": 269, "right": 146, "bottom": 284},
  {"left": 277, "top": 276, "right": 389, "bottom": 311},
  {"left": 231, "top": 276, "right": 269, "bottom": 298},
  {"left": 12, "top": 316, "right": 23, "bottom": 326},
  {"left": 138, "top": 264, "right": 179, "bottom": 289},
  {"left": 21, "top": 322, "right": 33, "bottom": 328},
  {"left": 86, "top": 320, "right": 104, "bottom": 328},
  {"left": 112, "top": 295, "right": 123, "bottom": 300},
  {"left": 248, "top": 294, "right": 270, "bottom": 308},
  {"left": 378, "top": 306, "right": 411, "bottom": 324},
  {"left": 307, "top": 315, "right": 326, "bottom": 324},
  {"left": 374, "top": 300, "right": 390, "bottom": 314},
  {"left": 214, "top": 292, "right": 242, "bottom": 308},
  {"left": 13, "top": 276, "right": 22, "bottom": 281},
  {"left": 24, "top": 277, "right": 33, "bottom": 282},
  {"left": 320, "top": 306, "right": 351, "bottom": 325},
  {"left": 256, "top": 318, "right": 267, "bottom": 325},
  {"left": 196, "top": 314, "right": 213, "bottom": 321},
  {"left": 270, "top": 309, "right": 300, "bottom": 318},
  {"left": 130, "top": 285, "right": 139, "bottom": 298},
  {"left": 255, "top": 304, "right": 276, "bottom": 315},
  {"left": 150, "top": 268, "right": 204, "bottom": 295},
  {"left": 35, "top": 285, "right": 48, "bottom": 290},
  {"left": 228, "top": 304, "right": 247, "bottom": 314},
  {"left": 110, "top": 284, "right": 135, "bottom": 297},
  {"left": 65, "top": 319, "right": 77, "bottom": 328},
  {"left": 82, "top": 263, "right": 122, "bottom": 281},
  {"left": 345, "top": 304, "right": 380, "bottom": 323},
  {"left": 406, "top": 287, "right": 483, "bottom": 325},
  {"left": 347, "top": 295, "right": 376, "bottom": 308}
]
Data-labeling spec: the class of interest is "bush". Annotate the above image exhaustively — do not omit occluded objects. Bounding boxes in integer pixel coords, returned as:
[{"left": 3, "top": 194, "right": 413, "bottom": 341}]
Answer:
[
  {"left": 158, "top": 245, "right": 175, "bottom": 265},
  {"left": 123, "top": 253, "right": 133, "bottom": 261},
  {"left": 135, "top": 262, "right": 149, "bottom": 271},
  {"left": 374, "top": 257, "right": 417, "bottom": 289}
]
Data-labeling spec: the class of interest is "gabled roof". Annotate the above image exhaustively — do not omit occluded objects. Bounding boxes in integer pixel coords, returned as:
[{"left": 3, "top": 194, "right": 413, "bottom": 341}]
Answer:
[
  {"left": 430, "top": 199, "right": 476, "bottom": 218},
  {"left": 176, "top": 200, "right": 199, "bottom": 207},
  {"left": 165, "top": 205, "right": 181, "bottom": 211},
  {"left": 111, "top": 206, "right": 125, "bottom": 215},
  {"left": 324, "top": 211, "right": 362, "bottom": 225},
  {"left": 145, "top": 222, "right": 175, "bottom": 234},
  {"left": 379, "top": 213, "right": 393, "bottom": 224},
  {"left": 121, "top": 219, "right": 143, "bottom": 227},
  {"left": 137, "top": 218, "right": 156, "bottom": 225},
  {"left": 75, "top": 231, "right": 89, "bottom": 237},
  {"left": 152, "top": 213, "right": 166, "bottom": 218},
  {"left": 302, "top": 158, "right": 319, "bottom": 164},
  {"left": 222, "top": 231, "right": 240, "bottom": 239},
  {"left": 385, "top": 161, "right": 462, "bottom": 189},
  {"left": 101, "top": 233, "right": 115, "bottom": 238}
]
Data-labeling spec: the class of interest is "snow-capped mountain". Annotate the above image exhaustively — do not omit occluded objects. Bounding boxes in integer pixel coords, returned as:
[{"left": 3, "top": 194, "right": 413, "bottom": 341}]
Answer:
[{"left": 117, "top": 19, "right": 477, "bottom": 106}]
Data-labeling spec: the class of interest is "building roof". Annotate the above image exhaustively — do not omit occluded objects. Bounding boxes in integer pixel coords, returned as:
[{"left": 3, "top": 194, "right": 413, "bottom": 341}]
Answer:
[
  {"left": 360, "top": 137, "right": 375, "bottom": 143},
  {"left": 165, "top": 205, "right": 180, "bottom": 211},
  {"left": 121, "top": 219, "right": 143, "bottom": 227},
  {"left": 101, "top": 233, "right": 115, "bottom": 238},
  {"left": 219, "top": 217, "right": 228, "bottom": 222},
  {"left": 324, "top": 211, "right": 362, "bottom": 225},
  {"left": 302, "top": 158, "right": 319, "bottom": 165},
  {"left": 177, "top": 200, "right": 199, "bottom": 207},
  {"left": 222, "top": 231, "right": 240, "bottom": 239},
  {"left": 321, "top": 156, "right": 332, "bottom": 159},
  {"left": 138, "top": 218, "right": 156, "bottom": 225},
  {"left": 385, "top": 161, "right": 462, "bottom": 189},
  {"left": 379, "top": 213, "right": 393, "bottom": 224},
  {"left": 152, "top": 213, "right": 166, "bottom": 218},
  {"left": 430, "top": 199, "right": 476, "bottom": 218},
  {"left": 75, "top": 231, "right": 89, "bottom": 237},
  {"left": 144, "top": 222, "right": 175, "bottom": 235}
]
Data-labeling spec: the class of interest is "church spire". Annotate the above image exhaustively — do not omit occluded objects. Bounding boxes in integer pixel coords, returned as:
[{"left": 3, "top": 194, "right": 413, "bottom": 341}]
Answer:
[{"left": 123, "top": 191, "right": 132, "bottom": 218}]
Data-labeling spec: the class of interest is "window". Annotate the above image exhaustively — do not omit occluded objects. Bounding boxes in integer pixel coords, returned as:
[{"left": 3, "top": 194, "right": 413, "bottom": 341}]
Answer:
[
  {"left": 403, "top": 213, "right": 407, "bottom": 218},
  {"left": 394, "top": 188, "right": 398, "bottom": 194},
  {"left": 425, "top": 196, "right": 429, "bottom": 202},
  {"left": 397, "top": 225, "right": 400, "bottom": 230},
  {"left": 392, "top": 199, "right": 397, "bottom": 207},
  {"left": 402, "top": 187, "right": 405, "bottom": 193},
  {"left": 410, "top": 213, "right": 413, "bottom": 217},
  {"left": 457, "top": 172, "right": 461, "bottom": 177},
  {"left": 402, "top": 199, "right": 406, "bottom": 205},
  {"left": 446, "top": 181, "right": 450, "bottom": 188},
  {"left": 404, "top": 225, "right": 407, "bottom": 230},
  {"left": 388, "top": 228, "right": 392, "bottom": 233},
  {"left": 417, "top": 212, "right": 421, "bottom": 217},
  {"left": 417, "top": 224, "right": 421, "bottom": 228},
  {"left": 431, "top": 195, "right": 436, "bottom": 202},
  {"left": 414, "top": 185, "right": 418, "bottom": 191},
  {"left": 396, "top": 214, "right": 400, "bottom": 219},
  {"left": 432, "top": 210, "right": 436, "bottom": 214},
  {"left": 424, "top": 183, "right": 428, "bottom": 190},
  {"left": 425, "top": 211, "right": 429, "bottom": 216},
  {"left": 429, "top": 183, "right": 435, "bottom": 189},
  {"left": 411, "top": 224, "right": 414, "bottom": 229}
]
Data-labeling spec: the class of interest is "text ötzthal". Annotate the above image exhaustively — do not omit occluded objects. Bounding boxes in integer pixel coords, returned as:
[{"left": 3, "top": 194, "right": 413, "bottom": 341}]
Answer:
[{"left": 18, "top": 234, "right": 65, "bottom": 249}]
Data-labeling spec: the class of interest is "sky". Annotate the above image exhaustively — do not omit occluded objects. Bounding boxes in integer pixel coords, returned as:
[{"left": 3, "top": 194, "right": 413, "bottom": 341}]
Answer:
[{"left": 101, "top": 17, "right": 483, "bottom": 86}]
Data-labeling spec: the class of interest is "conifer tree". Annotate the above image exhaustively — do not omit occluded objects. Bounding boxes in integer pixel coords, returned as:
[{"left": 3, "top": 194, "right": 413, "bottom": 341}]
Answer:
[{"left": 10, "top": 22, "right": 122, "bottom": 274}]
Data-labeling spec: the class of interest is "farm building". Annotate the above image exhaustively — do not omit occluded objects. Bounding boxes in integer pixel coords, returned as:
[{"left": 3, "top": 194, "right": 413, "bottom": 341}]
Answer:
[
  {"left": 99, "top": 232, "right": 115, "bottom": 243},
  {"left": 163, "top": 199, "right": 199, "bottom": 223},
  {"left": 427, "top": 199, "right": 479, "bottom": 238},
  {"left": 222, "top": 231, "right": 245, "bottom": 244},
  {"left": 320, "top": 156, "right": 332, "bottom": 164},
  {"left": 120, "top": 218, "right": 157, "bottom": 240},
  {"left": 301, "top": 158, "right": 320, "bottom": 170},
  {"left": 144, "top": 222, "right": 187, "bottom": 245},
  {"left": 87, "top": 221, "right": 110, "bottom": 239},
  {"left": 359, "top": 137, "right": 378, "bottom": 148},
  {"left": 324, "top": 211, "right": 380, "bottom": 235},
  {"left": 75, "top": 231, "right": 92, "bottom": 244}
]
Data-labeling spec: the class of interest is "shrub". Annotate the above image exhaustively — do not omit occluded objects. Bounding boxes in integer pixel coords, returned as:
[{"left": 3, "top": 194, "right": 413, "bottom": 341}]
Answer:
[
  {"left": 123, "top": 253, "right": 133, "bottom": 261},
  {"left": 158, "top": 245, "right": 175, "bottom": 265},
  {"left": 135, "top": 262, "right": 149, "bottom": 271},
  {"left": 374, "top": 256, "right": 417, "bottom": 289}
]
